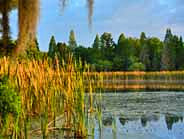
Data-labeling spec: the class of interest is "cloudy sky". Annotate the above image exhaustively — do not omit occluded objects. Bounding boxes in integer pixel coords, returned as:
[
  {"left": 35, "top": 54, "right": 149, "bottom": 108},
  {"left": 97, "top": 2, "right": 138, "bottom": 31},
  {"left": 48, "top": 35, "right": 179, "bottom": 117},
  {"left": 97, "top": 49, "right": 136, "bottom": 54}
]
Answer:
[{"left": 10, "top": 0, "right": 184, "bottom": 51}]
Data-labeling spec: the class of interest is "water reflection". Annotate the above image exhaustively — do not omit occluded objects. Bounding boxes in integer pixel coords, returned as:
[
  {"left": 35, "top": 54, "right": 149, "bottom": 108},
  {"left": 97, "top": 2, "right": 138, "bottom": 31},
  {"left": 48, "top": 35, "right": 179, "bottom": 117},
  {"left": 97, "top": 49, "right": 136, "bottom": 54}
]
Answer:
[
  {"left": 165, "top": 114, "right": 183, "bottom": 130},
  {"left": 96, "top": 114, "right": 184, "bottom": 139},
  {"left": 96, "top": 92, "right": 184, "bottom": 139},
  {"left": 103, "top": 116, "right": 113, "bottom": 126},
  {"left": 118, "top": 114, "right": 183, "bottom": 130}
]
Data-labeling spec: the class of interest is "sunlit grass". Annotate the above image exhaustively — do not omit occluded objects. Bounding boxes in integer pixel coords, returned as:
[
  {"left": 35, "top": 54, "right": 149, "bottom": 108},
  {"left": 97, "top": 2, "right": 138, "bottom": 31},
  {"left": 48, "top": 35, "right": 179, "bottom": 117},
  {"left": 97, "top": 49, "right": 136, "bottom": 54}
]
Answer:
[
  {"left": 0, "top": 56, "right": 102, "bottom": 138},
  {"left": 87, "top": 71, "right": 184, "bottom": 91}
]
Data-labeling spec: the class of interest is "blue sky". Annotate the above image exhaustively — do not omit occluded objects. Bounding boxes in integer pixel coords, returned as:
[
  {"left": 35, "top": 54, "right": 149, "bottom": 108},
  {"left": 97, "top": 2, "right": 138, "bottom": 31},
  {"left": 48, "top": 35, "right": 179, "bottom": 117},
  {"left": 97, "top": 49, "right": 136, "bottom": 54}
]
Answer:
[{"left": 10, "top": 0, "right": 184, "bottom": 51}]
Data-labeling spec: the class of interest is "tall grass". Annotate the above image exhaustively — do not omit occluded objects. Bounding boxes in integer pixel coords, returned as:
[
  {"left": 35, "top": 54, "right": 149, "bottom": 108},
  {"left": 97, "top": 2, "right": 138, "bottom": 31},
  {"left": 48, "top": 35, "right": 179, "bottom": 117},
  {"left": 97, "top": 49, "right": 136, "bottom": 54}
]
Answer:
[
  {"left": 87, "top": 71, "right": 184, "bottom": 91},
  {"left": 0, "top": 56, "right": 102, "bottom": 138}
]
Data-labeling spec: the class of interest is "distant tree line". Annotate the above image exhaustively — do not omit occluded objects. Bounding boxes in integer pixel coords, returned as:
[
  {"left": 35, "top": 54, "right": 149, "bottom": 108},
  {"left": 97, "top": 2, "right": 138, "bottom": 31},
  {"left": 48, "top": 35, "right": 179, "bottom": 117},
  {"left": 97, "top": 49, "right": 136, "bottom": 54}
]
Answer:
[{"left": 48, "top": 29, "right": 184, "bottom": 71}]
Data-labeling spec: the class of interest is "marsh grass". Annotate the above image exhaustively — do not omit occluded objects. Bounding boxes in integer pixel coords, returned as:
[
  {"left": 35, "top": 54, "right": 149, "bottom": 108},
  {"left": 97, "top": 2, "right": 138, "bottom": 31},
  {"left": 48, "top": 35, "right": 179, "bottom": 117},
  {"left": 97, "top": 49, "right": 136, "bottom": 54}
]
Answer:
[
  {"left": 0, "top": 56, "right": 103, "bottom": 138},
  {"left": 88, "top": 71, "right": 184, "bottom": 91}
]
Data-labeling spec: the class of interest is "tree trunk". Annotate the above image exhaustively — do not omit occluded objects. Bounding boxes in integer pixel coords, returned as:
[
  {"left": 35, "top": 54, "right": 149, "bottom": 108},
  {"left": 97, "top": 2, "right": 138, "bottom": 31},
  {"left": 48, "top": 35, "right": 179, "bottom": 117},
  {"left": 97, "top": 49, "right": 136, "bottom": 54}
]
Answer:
[{"left": 2, "top": 0, "right": 10, "bottom": 53}]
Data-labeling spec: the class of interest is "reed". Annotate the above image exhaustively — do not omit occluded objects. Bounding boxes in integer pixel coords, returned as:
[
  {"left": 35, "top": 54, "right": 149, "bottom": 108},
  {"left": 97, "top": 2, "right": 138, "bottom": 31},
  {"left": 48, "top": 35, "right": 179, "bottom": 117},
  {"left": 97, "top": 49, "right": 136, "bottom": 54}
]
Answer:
[
  {"left": 87, "top": 71, "right": 184, "bottom": 91},
  {"left": 0, "top": 56, "right": 101, "bottom": 138}
]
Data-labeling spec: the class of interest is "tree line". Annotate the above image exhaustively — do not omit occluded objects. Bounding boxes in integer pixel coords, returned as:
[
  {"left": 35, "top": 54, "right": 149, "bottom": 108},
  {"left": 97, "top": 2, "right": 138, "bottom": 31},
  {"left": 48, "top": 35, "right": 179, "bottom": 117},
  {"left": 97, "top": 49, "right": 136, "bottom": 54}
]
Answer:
[{"left": 48, "top": 29, "right": 184, "bottom": 71}]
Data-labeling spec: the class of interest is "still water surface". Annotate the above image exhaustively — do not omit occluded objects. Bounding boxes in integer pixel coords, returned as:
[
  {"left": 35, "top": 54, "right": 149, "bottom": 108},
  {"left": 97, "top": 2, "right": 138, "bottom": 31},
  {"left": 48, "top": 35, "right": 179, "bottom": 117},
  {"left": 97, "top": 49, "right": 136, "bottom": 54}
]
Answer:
[{"left": 92, "top": 91, "right": 184, "bottom": 139}]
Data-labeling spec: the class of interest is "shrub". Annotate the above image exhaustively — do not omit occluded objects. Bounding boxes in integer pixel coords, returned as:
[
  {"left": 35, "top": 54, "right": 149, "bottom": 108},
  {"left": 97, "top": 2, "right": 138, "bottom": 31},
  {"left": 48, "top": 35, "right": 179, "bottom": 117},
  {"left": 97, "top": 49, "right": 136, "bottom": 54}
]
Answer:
[
  {"left": 0, "top": 75, "right": 21, "bottom": 134},
  {"left": 128, "top": 62, "right": 145, "bottom": 71}
]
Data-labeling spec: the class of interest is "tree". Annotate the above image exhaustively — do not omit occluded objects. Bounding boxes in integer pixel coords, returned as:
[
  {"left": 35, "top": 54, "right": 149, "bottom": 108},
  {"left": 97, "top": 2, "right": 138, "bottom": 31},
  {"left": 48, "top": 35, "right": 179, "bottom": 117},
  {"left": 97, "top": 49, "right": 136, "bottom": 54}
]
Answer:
[
  {"left": 90, "top": 34, "right": 102, "bottom": 64},
  {"left": 115, "top": 33, "right": 132, "bottom": 71},
  {"left": 68, "top": 30, "right": 77, "bottom": 51},
  {"left": 100, "top": 32, "right": 115, "bottom": 61},
  {"left": 0, "top": 18, "right": 2, "bottom": 33},
  {"left": 148, "top": 37, "right": 163, "bottom": 70},
  {"left": 161, "top": 29, "right": 176, "bottom": 70},
  {"left": 48, "top": 36, "right": 57, "bottom": 58},
  {"left": 175, "top": 36, "right": 184, "bottom": 70},
  {"left": 0, "top": 0, "right": 17, "bottom": 51},
  {"left": 75, "top": 46, "right": 91, "bottom": 64},
  {"left": 140, "top": 32, "right": 146, "bottom": 45},
  {"left": 92, "top": 34, "right": 100, "bottom": 49},
  {"left": 139, "top": 33, "right": 152, "bottom": 71},
  {"left": 57, "top": 42, "right": 70, "bottom": 62}
]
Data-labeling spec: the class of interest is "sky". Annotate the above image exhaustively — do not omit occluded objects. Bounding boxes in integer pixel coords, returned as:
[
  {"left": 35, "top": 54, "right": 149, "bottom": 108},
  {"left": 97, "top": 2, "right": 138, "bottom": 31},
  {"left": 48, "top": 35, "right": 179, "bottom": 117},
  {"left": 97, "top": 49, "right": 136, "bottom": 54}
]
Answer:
[{"left": 9, "top": 0, "right": 184, "bottom": 51}]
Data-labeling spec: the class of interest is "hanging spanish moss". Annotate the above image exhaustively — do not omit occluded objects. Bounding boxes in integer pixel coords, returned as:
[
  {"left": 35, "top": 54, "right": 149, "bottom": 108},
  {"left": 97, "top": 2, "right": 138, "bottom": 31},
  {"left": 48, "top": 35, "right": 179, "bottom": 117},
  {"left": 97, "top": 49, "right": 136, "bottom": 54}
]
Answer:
[
  {"left": 60, "top": 0, "right": 94, "bottom": 26},
  {"left": 16, "top": 0, "right": 40, "bottom": 55},
  {"left": 87, "top": 0, "right": 94, "bottom": 27},
  {"left": 60, "top": 0, "right": 67, "bottom": 12}
]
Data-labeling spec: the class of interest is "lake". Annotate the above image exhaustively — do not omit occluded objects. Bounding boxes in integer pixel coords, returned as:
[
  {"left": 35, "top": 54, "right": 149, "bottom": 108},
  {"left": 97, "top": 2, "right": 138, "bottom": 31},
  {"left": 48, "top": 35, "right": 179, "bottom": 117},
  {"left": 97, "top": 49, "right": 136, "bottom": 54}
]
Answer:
[{"left": 91, "top": 91, "right": 184, "bottom": 139}]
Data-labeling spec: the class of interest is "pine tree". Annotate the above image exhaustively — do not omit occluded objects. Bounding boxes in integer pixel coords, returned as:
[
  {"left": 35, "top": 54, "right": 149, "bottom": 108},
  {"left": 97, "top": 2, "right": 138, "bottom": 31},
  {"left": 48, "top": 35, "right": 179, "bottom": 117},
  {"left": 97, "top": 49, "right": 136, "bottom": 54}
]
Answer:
[
  {"left": 92, "top": 34, "right": 100, "bottom": 49},
  {"left": 176, "top": 36, "right": 184, "bottom": 69},
  {"left": 48, "top": 36, "right": 57, "bottom": 58},
  {"left": 140, "top": 32, "right": 146, "bottom": 44},
  {"left": 139, "top": 32, "right": 152, "bottom": 71},
  {"left": 91, "top": 34, "right": 102, "bottom": 64},
  {"left": 68, "top": 30, "right": 77, "bottom": 51},
  {"left": 161, "top": 29, "right": 176, "bottom": 70},
  {"left": 115, "top": 33, "right": 132, "bottom": 71}
]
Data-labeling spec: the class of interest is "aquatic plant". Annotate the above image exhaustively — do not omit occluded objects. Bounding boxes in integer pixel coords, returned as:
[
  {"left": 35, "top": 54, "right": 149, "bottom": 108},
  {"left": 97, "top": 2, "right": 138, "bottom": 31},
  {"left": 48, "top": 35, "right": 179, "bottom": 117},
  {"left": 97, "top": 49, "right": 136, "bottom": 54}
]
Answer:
[{"left": 0, "top": 56, "right": 101, "bottom": 138}]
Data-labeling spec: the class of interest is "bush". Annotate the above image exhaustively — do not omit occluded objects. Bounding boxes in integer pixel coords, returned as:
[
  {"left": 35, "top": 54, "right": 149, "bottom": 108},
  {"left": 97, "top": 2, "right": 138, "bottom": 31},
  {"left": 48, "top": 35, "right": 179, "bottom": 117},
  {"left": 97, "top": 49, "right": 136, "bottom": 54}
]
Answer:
[
  {"left": 128, "top": 62, "right": 145, "bottom": 71},
  {"left": 0, "top": 76, "right": 21, "bottom": 134}
]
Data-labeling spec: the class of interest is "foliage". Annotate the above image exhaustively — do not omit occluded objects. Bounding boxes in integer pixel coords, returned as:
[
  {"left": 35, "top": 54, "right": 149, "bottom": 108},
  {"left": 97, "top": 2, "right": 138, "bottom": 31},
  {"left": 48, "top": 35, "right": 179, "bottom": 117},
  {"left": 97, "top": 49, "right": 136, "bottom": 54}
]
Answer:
[
  {"left": 48, "top": 35, "right": 57, "bottom": 58},
  {"left": 68, "top": 30, "right": 77, "bottom": 51},
  {"left": 0, "top": 75, "right": 21, "bottom": 135},
  {"left": 46, "top": 28, "right": 183, "bottom": 71},
  {"left": 128, "top": 62, "right": 145, "bottom": 71},
  {"left": 161, "top": 29, "right": 176, "bottom": 70}
]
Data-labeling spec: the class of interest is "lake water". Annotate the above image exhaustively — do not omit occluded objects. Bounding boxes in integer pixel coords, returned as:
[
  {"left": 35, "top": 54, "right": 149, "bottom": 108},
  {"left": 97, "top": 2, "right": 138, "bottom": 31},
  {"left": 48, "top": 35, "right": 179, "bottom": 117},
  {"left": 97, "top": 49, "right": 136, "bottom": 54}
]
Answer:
[
  {"left": 92, "top": 91, "right": 184, "bottom": 139},
  {"left": 31, "top": 91, "right": 184, "bottom": 139}
]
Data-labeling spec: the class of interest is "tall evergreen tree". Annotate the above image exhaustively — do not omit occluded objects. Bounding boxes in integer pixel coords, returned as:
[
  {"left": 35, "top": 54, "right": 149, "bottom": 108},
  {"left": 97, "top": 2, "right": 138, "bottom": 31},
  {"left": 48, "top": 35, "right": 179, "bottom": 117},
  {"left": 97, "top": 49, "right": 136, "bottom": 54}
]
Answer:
[
  {"left": 90, "top": 34, "right": 102, "bottom": 64},
  {"left": 161, "top": 29, "right": 176, "bottom": 70},
  {"left": 68, "top": 30, "right": 77, "bottom": 51},
  {"left": 139, "top": 32, "right": 152, "bottom": 71},
  {"left": 115, "top": 33, "right": 132, "bottom": 70},
  {"left": 140, "top": 32, "right": 146, "bottom": 44},
  {"left": 48, "top": 36, "right": 57, "bottom": 58},
  {"left": 175, "top": 36, "right": 184, "bottom": 69},
  {"left": 92, "top": 34, "right": 100, "bottom": 49},
  {"left": 149, "top": 37, "right": 163, "bottom": 70}
]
